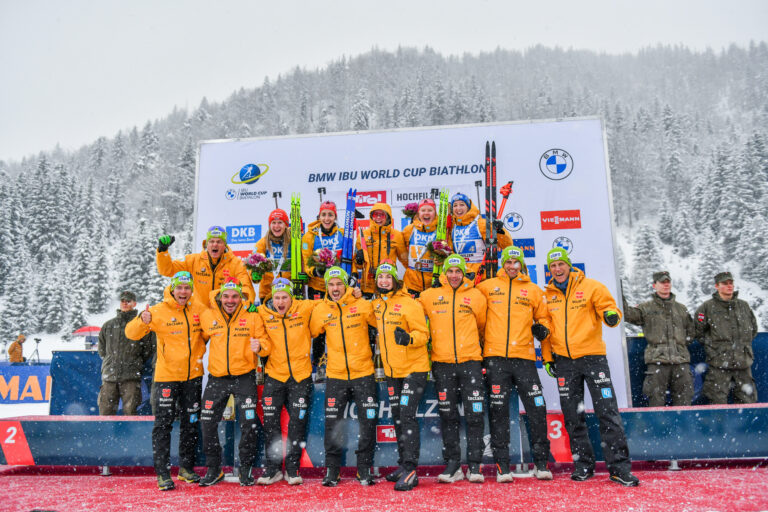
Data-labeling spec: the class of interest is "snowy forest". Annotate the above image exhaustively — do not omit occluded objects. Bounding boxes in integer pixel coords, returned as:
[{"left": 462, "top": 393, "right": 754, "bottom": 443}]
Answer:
[{"left": 0, "top": 44, "right": 767, "bottom": 339}]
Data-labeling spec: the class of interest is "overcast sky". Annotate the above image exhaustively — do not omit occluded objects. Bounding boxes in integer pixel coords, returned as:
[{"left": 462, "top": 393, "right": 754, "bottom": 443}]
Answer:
[{"left": 1, "top": 0, "right": 766, "bottom": 163}]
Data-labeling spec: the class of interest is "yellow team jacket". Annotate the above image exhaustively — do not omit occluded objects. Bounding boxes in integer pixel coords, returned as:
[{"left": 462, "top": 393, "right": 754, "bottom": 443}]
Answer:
[
  {"left": 544, "top": 268, "right": 622, "bottom": 359},
  {"left": 199, "top": 290, "right": 257, "bottom": 378},
  {"left": 477, "top": 272, "right": 552, "bottom": 362},
  {"left": 252, "top": 299, "right": 316, "bottom": 383},
  {"left": 356, "top": 202, "right": 408, "bottom": 294},
  {"left": 310, "top": 288, "right": 374, "bottom": 380},
  {"left": 419, "top": 276, "right": 487, "bottom": 364},
  {"left": 368, "top": 289, "right": 430, "bottom": 378},
  {"left": 156, "top": 241, "right": 255, "bottom": 305},
  {"left": 125, "top": 294, "right": 207, "bottom": 382}
]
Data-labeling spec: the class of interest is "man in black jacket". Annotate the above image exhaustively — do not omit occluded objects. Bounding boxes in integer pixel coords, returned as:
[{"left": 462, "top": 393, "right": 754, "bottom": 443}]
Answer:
[{"left": 98, "top": 291, "right": 155, "bottom": 416}]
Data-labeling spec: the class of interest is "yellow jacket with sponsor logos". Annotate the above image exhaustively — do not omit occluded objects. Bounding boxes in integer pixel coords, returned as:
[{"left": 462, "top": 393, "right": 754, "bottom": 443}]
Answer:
[
  {"left": 451, "top": 203, "right": 512, "bottom": 280},
  {"left": 252, "top": 299, "right": 317, "bottom": 383},
  {"left": 368, "top": 288, "right": 430, "bottom": 378},
  {"left": 544, "top": 268, "right": 621, "bottom": 359},
  {"left": 419, "top": 276, "right": 487, "bottom": 364},
  {"left": 200, "top": 290, "right": 257, "bottom": 378},
  {"left": 156, "top": 241, "right": 256, "bottom": 306},
  {"left": 476, "top": 272, "right": 552, "bottom": 362},
  {"left": 355, "top": 203, "right": 408, "bottom": 294},
  {"left": 254, "top": 235, "right": 292, "bottom": 301},
  {"left": 125, "top": 295, "right": 207, "bottom": 382},
  {"left": 402, "top": 218, "right": 452, "bottom": 293},
  {"left": 309, "top": 288, "right": 374, "bottom": 380},
  {"left": 301, "top": 220, "right": 344, "bottom": 293}
]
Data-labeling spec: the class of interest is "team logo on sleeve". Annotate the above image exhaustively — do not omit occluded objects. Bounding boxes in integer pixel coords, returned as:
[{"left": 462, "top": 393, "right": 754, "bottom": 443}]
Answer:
[
  {"left": 558, "top": 378, "right": 565, "bottom": 387},
  {"left": 328, "top": 398, "right": 336, "bottom": 407},
  {"left": 491, "top": 385, "right": 501, "bottom": 394},
  {"left": 697, "top": 313, "right": 705, "bottom": 322},
  {"left": 388, "top": 387, "right": 395, "bottom": 396},
  {"left": 162, "top": 388, "right": 171, "bottom": 398},
  {"left": 264, "top": 397, "right": 272, "bottom": 406},
  {"left": 438, "top": 391, "right": 447, "bottom": 401},
  {"left": 205, "top": 400, "right": 214, "bottom": 409}
]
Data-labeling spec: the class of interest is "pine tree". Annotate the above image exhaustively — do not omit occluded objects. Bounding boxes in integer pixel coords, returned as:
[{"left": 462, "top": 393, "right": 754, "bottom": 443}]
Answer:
[
  {"left": 672, "top": 205, "right": 695, "bottom": 257},
  {"left": 630, "top": 225, "right": 663, "bottom": 302},
  {"left": 350, "top": 88, "right": 372, "bottom": 131},
  {"left": 657, "top": 201, "right": 674, "bottom": 244}
]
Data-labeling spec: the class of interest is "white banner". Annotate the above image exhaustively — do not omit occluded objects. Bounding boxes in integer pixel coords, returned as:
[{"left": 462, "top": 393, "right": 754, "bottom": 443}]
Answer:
[{"left": 196, "top": 118, "right": 630, "bottom": 408}]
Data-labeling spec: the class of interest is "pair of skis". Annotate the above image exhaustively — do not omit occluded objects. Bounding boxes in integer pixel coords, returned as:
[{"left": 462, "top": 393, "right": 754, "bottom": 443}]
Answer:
[
  {"left": 481, "top": 141, "right": 513, "bottom": 280},
  {"left": 431, "top": 188, "right": 450, "bottom": 287},
  {"left": 290, "top": 193, "right": 304, "bottom": 295},
  {"left": 340, "top": 189, "right": 357, "bottom": 276}
]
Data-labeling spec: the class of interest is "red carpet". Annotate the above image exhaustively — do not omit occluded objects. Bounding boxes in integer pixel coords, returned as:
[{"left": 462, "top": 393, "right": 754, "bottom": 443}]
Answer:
[{"left": 1, "top": 462, "right": 767, "bottom": 512}]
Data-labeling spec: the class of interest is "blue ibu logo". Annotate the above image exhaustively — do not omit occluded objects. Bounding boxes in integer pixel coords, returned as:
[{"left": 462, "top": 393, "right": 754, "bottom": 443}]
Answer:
[
  {"left": 231, "top": 163, "right": 270, "bottom": 185},
  {"left": 539, "top": 149, "right": 574, "bottom": 180},
  {"left": 299, "top": 409, "right": 306, "bottom": 419},
  {"left": 534, "top": 396, "right": 545, "bottom": 407},
  {"left": 366, "top": 409, "right": 376, "bottom": 419},
  {"left": 472, "top": 402, "right": 483, "bottom": 413},
  {"left": 400, "top": 395, "right": 409, "bottom": 406},
  {"left": 245, "top": 409, "right": 255, "bottom": 420},
  {"left": 227, "top": 225, "right": 262, "bottom": 244},
  {"left": 553, "top": 236, "right": 573, "bottom": 254},
  {"left": 601, "top": 388, "right": 613, "bottom": 399},
  {"left": 189, "top": 413, "right": 198, "bottom": 423},
  {"left": 503, "top": 212, "right": 524, "bottom": 232}
]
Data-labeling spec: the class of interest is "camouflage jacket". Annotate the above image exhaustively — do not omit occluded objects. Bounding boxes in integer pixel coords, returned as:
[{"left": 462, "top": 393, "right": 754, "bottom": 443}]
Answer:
[
  {"left": 623, "top": 293, "right": 694, "bottom": 365},
  {"left": 694, "top": 292, "right": 758, "bottom": 370}
]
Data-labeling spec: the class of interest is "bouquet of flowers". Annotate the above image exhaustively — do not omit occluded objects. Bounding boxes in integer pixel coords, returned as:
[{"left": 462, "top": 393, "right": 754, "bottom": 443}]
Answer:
[
  {"left": 309, "top": 247, "right": 338, "bottom": 277},
  {"left": 402, "top": 202, "right": 419, "bottom": 222},
  {"left": 243, "top": 252, "right": 273, "bottom": 282},
  {"left": 426, "top": 239, "right": 452, "bottom": 264}
]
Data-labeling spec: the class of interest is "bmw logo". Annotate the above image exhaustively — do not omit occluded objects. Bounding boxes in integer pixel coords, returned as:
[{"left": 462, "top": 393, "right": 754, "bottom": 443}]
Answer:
[
  {"left": 225, "top": 189, "right": 237, "bottom": 200},
  {"left": 539, "top": 149, "right": 573, "bottom": 180},
  {"left": 553, "top": 236, "right": 573, "bottom": 253},
  {"left": 503, "top": 212, "right": 524, "bottom": 232}
]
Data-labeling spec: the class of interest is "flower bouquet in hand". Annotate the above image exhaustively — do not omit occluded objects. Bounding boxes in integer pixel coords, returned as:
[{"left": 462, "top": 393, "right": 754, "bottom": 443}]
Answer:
[
  {"left": 426, "top": 239, "right": 451, "bottom": 265},
  {"left": 309, "top": 247, "right": 337, "bottom": 277},
  {"left": 402, "top": 202, "right": 419, "bottom": 222},
  {"left": 243, "top": 251, "right": 273, "bottom": 282}
]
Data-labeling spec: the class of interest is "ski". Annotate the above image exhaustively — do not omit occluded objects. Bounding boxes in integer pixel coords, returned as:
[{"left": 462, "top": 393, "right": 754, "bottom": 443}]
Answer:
[
  {"left": 431, "top": 187, "right": 450, "bottom": 287},
  {"left": 290, "top": 193, "right": 303, "bottom": 294},
  {"left": 340, "top": 188, "right": 357, "bottom": 274},
  {"left": 483, "top": 141, "right": 500, "bottom": 279}
]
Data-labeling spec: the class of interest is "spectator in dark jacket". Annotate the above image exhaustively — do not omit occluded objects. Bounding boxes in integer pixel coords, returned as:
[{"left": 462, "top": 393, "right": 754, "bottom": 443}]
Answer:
[
  {"left": 695, "top": 272, "right": 758, "bottom": 404},
  {"left": 623, "top": 271, "right": 695, "bottom": 406},
  {"left": 98, "top": 291, "right": 155, "bottom": 415}
]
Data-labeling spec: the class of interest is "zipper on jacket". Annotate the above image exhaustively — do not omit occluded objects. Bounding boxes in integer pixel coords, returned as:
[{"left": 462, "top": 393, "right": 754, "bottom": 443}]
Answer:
[
  {"left": 563, "top": 277, "right": 573, "bottom": 359},
  {"left": 335, "top": 302, "right": 352, "bottom": 380},
  {"left": 452, "top": 287, "right": 458, "bottom": 364},
  {"left": 505, "top": 279, "right": 512, "bottom": 358},
  {"left": 380, "top": 299, "right": 393, "bottom": 378},
  {"left": 281, "top": 316, "right": 294, "bottom": 379},
  {"left": 182, "top": 307, "right": 192, "bottom": 381},
  {"left": 222, "top": 303, "right": 241, "bottom": 377}
]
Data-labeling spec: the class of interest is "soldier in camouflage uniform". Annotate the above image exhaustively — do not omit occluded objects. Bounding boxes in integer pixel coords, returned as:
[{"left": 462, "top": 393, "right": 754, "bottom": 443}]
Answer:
[
  {"left": 623, "top": 271, "right": 695, "bottom": 406},
  {"left": 695, "top": 272, "right": 758, "bottom": 404}
]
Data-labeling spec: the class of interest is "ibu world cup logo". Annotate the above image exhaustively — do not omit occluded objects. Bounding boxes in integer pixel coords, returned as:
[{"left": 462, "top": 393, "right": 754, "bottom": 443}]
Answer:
[
  {"left": 539, "top": 149, "right": 573, "bottom": 180},
  {"left": 231, "top": 163, "right": 269, "bottom": 185}
]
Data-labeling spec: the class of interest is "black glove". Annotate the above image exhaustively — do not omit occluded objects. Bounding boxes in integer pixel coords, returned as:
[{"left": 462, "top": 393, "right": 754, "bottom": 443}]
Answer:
[
  {"left": 394, "top": 326, "right": 411, "bottom": 346},
  {"left": 348, "top": 274, "right": 358, "bottom": 289},
  {"left": 312, "top": 267, "right": 322, "bottom": 277},
  {"left": 355, "top": 249, "right": 365, "bottom": 266},
  {"left": 492, "top": 220, "right": 505, "bottom": 234},
  {"left": 531, "top": 323, "right": 550, "bottom": 342},
  {"left": 157, "top": 235, "right": 175, "bottom": 252},
  {"left": 466, "top": 272, "right": 476, "bottom": 282},
  {"left": 544, "top": 361, "right": 556, "bottom": 378},
  {"left": 604, "top": 310, "right": 620, "bottom": 327}
]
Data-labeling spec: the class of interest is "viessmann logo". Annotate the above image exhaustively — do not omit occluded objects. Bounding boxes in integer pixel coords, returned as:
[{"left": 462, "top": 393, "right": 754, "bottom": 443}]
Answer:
[{"left": 540, "top": 210, "right": 582, "bottom": 230}]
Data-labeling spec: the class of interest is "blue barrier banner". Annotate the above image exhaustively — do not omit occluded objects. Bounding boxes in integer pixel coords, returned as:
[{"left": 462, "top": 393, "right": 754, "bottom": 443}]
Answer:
[
  {"left": 49, "top": 351, "right": 153, "bottom": 416},
  {"left": 0, "top": 363, "right": 51, "bottom": 404}
]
